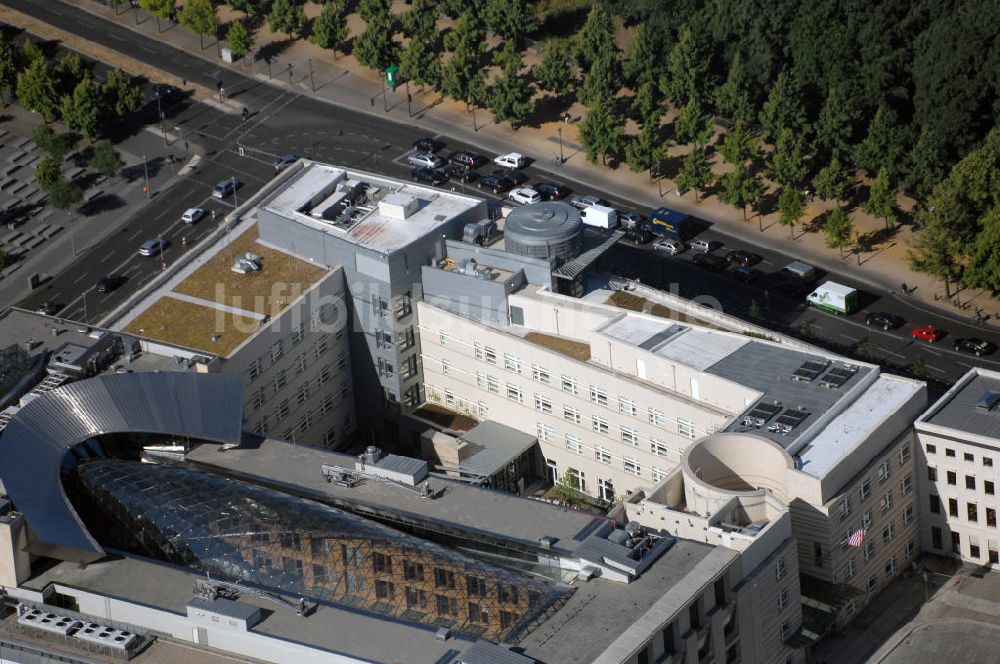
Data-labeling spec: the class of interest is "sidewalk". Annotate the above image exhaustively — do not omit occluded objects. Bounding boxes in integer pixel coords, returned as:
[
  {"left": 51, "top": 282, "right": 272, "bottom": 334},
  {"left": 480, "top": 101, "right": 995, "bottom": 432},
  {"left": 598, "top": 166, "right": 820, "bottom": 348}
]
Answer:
[{"left": 59, "top": 0, "right": 997, "bottom": 329}]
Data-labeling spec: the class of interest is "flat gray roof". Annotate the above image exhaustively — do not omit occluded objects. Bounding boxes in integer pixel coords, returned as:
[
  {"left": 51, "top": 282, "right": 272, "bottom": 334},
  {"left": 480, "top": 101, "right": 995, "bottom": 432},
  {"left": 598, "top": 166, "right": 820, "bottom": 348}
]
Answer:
[
  {"left": 921, "top": 369, "right": 1000, "bottom": 440},
  {"left": 517, "top": 539, "right": 723, "bottom": 664},
  {"left": 0, "top": 308, "right": 104, "bottom": 366},
  {"left": 187, "top": 597, "right": 259, "bottom": 621},
  {"left": 183, "top": 438, "right": 606, "bottom": 557},
  {"left": 456, "top": 420, "right": 538, "bottom": 479}
]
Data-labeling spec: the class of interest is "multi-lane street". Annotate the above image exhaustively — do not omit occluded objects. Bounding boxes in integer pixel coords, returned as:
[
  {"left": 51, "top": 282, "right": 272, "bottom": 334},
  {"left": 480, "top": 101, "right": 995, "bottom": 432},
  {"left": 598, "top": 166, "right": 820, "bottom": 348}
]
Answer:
[{"left": 7, "top": 0, "right": 996, "bottom": 388}]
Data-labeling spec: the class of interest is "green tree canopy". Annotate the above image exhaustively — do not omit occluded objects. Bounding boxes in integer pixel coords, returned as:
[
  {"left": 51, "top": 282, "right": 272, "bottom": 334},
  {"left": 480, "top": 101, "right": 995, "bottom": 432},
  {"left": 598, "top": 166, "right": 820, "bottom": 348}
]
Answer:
[
  {"left": 31, "top": 125, "right": 77, "bottom": 160},
  {"left": 60, "top": 76, "right": 103, "bottom": 140},
  {"left": 89, "top": 141, "right": 124, "bottom": 179},
  {"left": 673, "top": 97, "right": 714, "bottom": 147},
  {"left": 56, "top": 53, "right": 88, "bottom": 95},
  {"left": 399, "top": 0, "right": 440, "bottom": 86},
  {"left": 813, "top": 156, "right": 852, "bottom": 202},
  {"left": 574, "top": 3, "right": 615, "bottom": 72},
  {"left": 16, "top": 56, "right": 60, "bottom": 122},
  {"left": 484, "top": 0, "right": 536, "bottom": 41},
  {"left": 675, "top": 147, "right": 713, "bottom": 201},
  {"left": 905, "top": 126, "right": 948, "bottom": 199},
  {"left": 714, "top": 51, "right": 754, "bottom": 125},
  {"left": 718, "top": 163, "right": 763, "bottom": 220},
  {"left": 0, "top": 31, "right": 22, "bottom": 102},
  {"left": 226, "top": 19, "right": 255, "bottom": 60},
  {"left": 662, "top": 26, "right": 708, "bottom": 108},
  {"left": 34, "top": 155, "right": 63, "bottom": 193},
  {"left": 814, "top": 85, "right": 863, "bottom": 160},
  {"left": 267, "top": 0, "right": 306, "bottom": 38},
  {"left": 777, "top": 186, "right": 805, "bottom": 238},
  {"left": 101, "top": 69, "right": 142, "bottom": 121},
  {"left": 824, "top": 205, "right": 855, "bottom": 256},
  {"left": 311, "top": 1, "right": 350, "bottom": 56},
  {"left": 488, "top": 41, "right": 533, "bottom": 128},
  {"left": 353, "top": 13, "right": 399, "bottom": 73},
  {"left": 862, "top": 166, "right": 897, "bottom": 231},
  {"left": 758, "top": 70, "right": 805, "bottom": 143},
  {"left": 622, "top": 23, "right": 664, "bottom": 90},
  {"left": 357, "top": 0, "right": 391, "bottom": 23},
  {"left": 624, "top": 115, "right": 661, "bottom": 178},
  {"left": 138, "top": 0, "right": 175, "bottom": 32},
  {"left": 578, "top": 100, "right": 623, "bottom": 165},
  {"left": 532, "top": 42, "right": 573, "bottom": 97},
  {"left": 48, "top": 178, "right": 83, "bottom": 211},
  {"left": 578, "top": 42, "right": 620, "bottom": 108},
  {"left": 718, "top": 122, "right": 758, "bottom": 166},
  {"left": 854, "top": 104, "right": 909, "bottom": 179},
  {"left": 768, "top": 127, "right": 808, "bottom": 187},
  {"left": 178, "top": 0, "right": 218, "bottom": 49},
  {"left": 630, "top": 81, "right": 659, "bottom": 124},
  {"left": 440, "top": 14, "right": 486, "bottom": 106}
]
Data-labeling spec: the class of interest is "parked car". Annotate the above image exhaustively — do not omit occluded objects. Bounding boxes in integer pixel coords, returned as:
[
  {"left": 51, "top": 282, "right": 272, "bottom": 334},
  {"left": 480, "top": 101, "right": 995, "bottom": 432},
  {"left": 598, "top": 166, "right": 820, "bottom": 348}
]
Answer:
[
  {"left": 692, "top": 253, "right": 730, "bottom": 271},
  {"left": 491, "top": 169, "right": 528, "bottom": 187},
  {"left": 212, "top": 179, "right": 239, "bottom": 199},
  {"left": 96, "top": 274, "right": 126, "bottom": 293},
  {"left": 690, "top": 239, "right": 715, "bottom": 253},
  {"left": 620, "top": 210, "right": 645, "bottom": 229},
  {"left": 449, "top": 151, "right": 488, "bottom": 168},
  {"left": 725, "top": 249, "right": 762, "bottom": 266},
  {"left": 509, "top": 187, "right": 542, "bottom": 205},
  {"left": 273, "top": 155, "right": 299, "bottom": 172},
  {"left": 413, "top": 137, "right": 445, "bottom": 153},
  {"left": 911, "top": 325, "right": 944, "bottom": 342},
  {"left": 35, "top": 301, "right": 59, "bottom": 315},
  {"left": 407, "top": 151, "right": 446, "bottom": 169},
  {"left": 653, "top": 239, "right": 685, "bottom": 255},
  {"left": 443, "top": 164, "right": 479, "bottom": 183},
  {"left": 138, "top": 238, "right": 170, "bottom": 256},
  {"left": 570, "top": 194, "right": 608, "bottom": 209},
  {"left": 954, "top": 338, "right": 994, "bottom": 356},
  {"left": 154, "top": 84, "right": 183, "bottom": 103},
  {"left": 865, "top": 311, "right": 905, "bottom": 330},
  {"left": 732, "top": 266, "right": 759, "bottom": 283},
  {"left": 478, "top": 175, "right": 514, "bottom": 194},
  {"left": 182, "top": 207, "right": 206, "bottom": 224},
  {"left": 534, "top": 182, "right": 570, "bottom": 200},
  {"left": 624, "top": 227, "right": 654, "bottom": 244},
  {"left": 410, "top": 167, "right": 448, "bottom": 186},
  {"left": 494, "top": 152, "right": 527, "bottom": 169}
]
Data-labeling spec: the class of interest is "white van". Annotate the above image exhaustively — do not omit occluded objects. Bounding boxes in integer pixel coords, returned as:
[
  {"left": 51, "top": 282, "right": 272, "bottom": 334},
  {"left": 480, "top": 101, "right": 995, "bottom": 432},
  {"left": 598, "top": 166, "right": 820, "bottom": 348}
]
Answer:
[
  {"left": 580, "top": 204, "right": 619, "bottom": 229},
  {"left": 494, "top": 152, "right": 527, "bottom": 169}
]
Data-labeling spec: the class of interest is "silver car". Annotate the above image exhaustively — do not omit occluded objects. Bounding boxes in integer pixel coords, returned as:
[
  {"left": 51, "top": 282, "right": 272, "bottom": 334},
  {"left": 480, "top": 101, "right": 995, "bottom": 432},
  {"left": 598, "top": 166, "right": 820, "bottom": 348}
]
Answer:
[{"left": 407, "top": 151, "right": 445, "bottom": 169}]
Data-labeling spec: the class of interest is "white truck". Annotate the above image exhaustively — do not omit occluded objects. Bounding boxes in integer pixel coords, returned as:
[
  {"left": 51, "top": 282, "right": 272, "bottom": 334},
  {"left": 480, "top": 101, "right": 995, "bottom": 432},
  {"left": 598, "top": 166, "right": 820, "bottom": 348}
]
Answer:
[
  {"left": 493, "top": 152, "right": 527, "bottom": 169},
  {"left": 580, "top": 204, "right": 619, "bottom": 229},
  {"left": 806, "top": 281, "right": 858, "bottom": 315}
]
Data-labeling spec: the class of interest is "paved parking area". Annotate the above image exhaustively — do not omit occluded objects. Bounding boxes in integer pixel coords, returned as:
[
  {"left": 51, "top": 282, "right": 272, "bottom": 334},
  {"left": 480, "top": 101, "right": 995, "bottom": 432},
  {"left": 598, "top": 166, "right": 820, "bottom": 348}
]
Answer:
[{"left": 878, "top": 618, "right": 1000, "bottom": 663}]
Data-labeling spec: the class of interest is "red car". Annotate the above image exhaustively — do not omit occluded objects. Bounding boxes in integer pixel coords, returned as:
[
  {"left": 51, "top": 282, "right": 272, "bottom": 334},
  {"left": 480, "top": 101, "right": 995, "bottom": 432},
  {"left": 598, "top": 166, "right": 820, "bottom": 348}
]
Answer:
[{"left": 911, "top": 325, "right": 944, "bottom": 342}]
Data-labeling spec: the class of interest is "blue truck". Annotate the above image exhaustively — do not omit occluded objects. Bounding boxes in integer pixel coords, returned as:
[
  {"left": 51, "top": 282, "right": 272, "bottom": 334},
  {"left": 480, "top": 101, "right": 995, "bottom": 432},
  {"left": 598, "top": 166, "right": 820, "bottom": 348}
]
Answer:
[{"left": 648, "top": 208, "right": 690, "bottom": 241}]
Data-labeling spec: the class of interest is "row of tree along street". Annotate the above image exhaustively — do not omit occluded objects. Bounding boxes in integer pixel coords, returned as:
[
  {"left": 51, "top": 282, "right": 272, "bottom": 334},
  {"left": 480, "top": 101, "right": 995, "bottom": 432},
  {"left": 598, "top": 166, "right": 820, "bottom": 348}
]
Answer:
[{"left": 122, "top": 0, "right": 1000, "bottom": 296}]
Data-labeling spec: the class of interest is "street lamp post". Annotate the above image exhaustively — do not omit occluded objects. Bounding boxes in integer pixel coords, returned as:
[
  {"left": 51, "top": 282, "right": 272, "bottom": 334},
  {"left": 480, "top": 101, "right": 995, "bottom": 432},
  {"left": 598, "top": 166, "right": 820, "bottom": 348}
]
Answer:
[
  {"left": 308, "top": 58, "right": 315, "bottom": 92},
  {"left": 69, "top": 212, "right": 77, "bottom": 256},
  {"left": 231, "top": 175, "right": 238, "bottom": 208},
  {"left": 159, "top": 233, "right": 166, "bottom": 271},
  {"left": 175, "top": 126, "right": 183, "bottom": 149},
  {"left": 381, "top": 76, "right": 387, "bottom": 113},
  {"left": 557, "top": 127, "right": 564, "bottom": 165},
  {"left": 406, "top": 81, "right": 412, "bottom": 118},
  {"left": 142, "top": 155, "right": 150, "bottom": 199},
  {"left": 287, "top": 63, "right": 294, "bottom": 87}
]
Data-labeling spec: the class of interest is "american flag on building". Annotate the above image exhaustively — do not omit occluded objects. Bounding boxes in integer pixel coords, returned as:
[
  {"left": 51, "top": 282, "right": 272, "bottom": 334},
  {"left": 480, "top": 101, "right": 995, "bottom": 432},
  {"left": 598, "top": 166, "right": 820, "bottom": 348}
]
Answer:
[{"left": 848, "top": 526, "right": 869, "bottom": 547}]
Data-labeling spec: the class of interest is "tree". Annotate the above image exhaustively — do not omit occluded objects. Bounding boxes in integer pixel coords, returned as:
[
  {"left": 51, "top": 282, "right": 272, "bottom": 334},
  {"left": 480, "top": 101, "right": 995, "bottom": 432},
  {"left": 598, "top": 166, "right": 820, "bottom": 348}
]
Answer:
[
  {"left": 905, "top": 126, "right": 948, "bottom": 198},
  {"left": 532, "top": 42, "right": 573, "bottom": 97},
  {"left": 440, "top": 14, "right": 486, "bottom": 107},
  {"left": 138, "top": 0, "right": 175, "bottom": 32},
  {"left": 102, "top": 69, "right": 143, "bottom": 121},
  {"left": 662, "top": 26, "right": 708, "bottom": 107},
  {"left": 553, "top": 469, "right": 584, "bottom": 507},
  {"left": 623, "top": 23, "right": 664, "bottom": 90},
  {"left": 399, "top": 0, "right": 440, "bottom": 87},
  {"left": 675, "top": 147, "right": 713, "bottom": 201},
  {"left": 178, "top": 0, "right": 218, "bottom": 50},
  {"left": 718, "top": 122, "right": 757, "bottom": 166},
  {"left": 719, "top": 164, "right": 763, "bottom": 220},
  {"left": 574, "top": 3, "right": 615, "bottom": 72},
  {"left": 909, "top": 212, "right": 962, "bottom": 298},
  {"left": 777, "top": 186, "right": 805, "bottom": 239},
  {"left": 863, "top": 166, "right": 896, "bottom": 231},
  {"left": 854, "top": 104, "right": 908, "bottom": 179},
  {"left": 578, "top": 42, "right": 620, "bottom": 108},
  {"left": 31, "top": 125, "right": 77, "bottom": 160},
  {"left": 16, "top": 56, "right": 60, "bottom": 122},
  {"left": 60, "top": 77, "right": 103, "bottom": 140},
  {"left": 714, "top": 51, "right": 754, "bottom": 125},
  {"left": 89, "top": 141, "right": 124, "bottom": 179},
  {"left": 824, "top": 205, "right": 854, "bottom": 257},
  {"left": 813, "top": 156, "right": 852, "bottom": 202},
  {"left": 768, "top": 127, "right": 808, "bottom": 187},
  {"left": 56, "top": 53, "right": 88, "bottom": 95},
  {"left": 35, "top": 155, "right": 63, "bottom": 193},
  {"left": 673, "top": 97, "right": 713, "bottom": 147},
  {"left": 226, "top": 20, "right": 255, "bottom": 61},
  {"left": 624, "top": 116, "right": 661, "bottom": 179},
  {"left": 0, "top": 31, "right": 21, "bottom": 102},
  {"left": 484, "top": 0, "right": 535, "bottom": 41},
  {"left": 357, "top": 0, "right": 390, "bottom": 23},
  {"left": 267, "top": 0, "right": 306, "bottom": 38},
  {"left": 353, "top": 13, "right": 399, "bottom": 73},
  {"left": 630, "top": 81, "right": 659, "bottom": 124},
  {"left": 758, "top": 70, "right": 805, "bottom": 142},
  {"left": 228, "top": 0, "right": 267, "bottom": 17},
  {"left": 814, "top": 85, "right": 862, "bottom": 160},
  {"left": 48, "top": 178, "right": 83, "bottom": 212},
  {"left": 488, "top": 41, "right": 533, "bottom": 128},
  {"left": 578, "top": 101, "right": 622, "bottom": 165}
]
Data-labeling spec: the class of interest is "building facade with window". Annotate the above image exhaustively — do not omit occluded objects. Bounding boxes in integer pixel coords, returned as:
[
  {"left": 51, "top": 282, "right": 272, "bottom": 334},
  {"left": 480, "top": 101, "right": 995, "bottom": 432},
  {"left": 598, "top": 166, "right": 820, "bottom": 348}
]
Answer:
[{"left": 915, "top": 368, "right": 1000, "bottom": 566}]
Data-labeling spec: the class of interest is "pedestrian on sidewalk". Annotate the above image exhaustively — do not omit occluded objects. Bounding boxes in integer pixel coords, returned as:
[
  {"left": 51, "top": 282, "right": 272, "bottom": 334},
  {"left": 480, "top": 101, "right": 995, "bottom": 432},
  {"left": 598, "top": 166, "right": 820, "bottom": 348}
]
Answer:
[{"left": 900, "top": 282, "right": 908, "bottom": 295}]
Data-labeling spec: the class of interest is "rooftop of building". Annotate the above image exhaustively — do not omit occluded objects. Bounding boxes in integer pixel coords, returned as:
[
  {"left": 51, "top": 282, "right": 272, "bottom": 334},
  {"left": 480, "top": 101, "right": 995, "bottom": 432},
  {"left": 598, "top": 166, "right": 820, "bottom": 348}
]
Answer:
[
  {"left": 453, "top": 420, "right": 539, "bottom": 479},
  {"left": 261, "top": 161, "right": 483, "bottom": 254},
  {"left": 0, "top": 308, "right": 107, "bottom": 367},
  {"left": 183, "top": 437, "right": 607, "bottom": 558},
  {"left": 115, "top": 222, "right": 330, "bottom": 357},
  {"left": 918, "top": 367, "right": 1000, "bottom": 440}
]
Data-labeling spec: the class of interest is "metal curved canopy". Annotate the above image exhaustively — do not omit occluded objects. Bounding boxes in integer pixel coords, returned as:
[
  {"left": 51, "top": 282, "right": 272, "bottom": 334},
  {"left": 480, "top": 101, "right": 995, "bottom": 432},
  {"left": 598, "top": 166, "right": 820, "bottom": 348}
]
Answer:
[{"left": 0, "top": 372, "right": 244, "bottom": 561}]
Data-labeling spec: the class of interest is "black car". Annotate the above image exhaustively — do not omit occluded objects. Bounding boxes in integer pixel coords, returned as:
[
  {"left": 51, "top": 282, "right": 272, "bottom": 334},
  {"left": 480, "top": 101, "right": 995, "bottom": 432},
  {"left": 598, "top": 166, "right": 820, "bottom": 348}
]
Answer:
[
  {"left": 410, "top": 167, "right": 448, "bottom": 186},
  {"left": 478, "top": 175, "right": 513, "bottom": 194},
  {"left": 865, "top": 311, "right": 905, "bottom": 330},
  {"left": 443, "top": 164, "right": 479, "bottom": 183},
  {"left": 732, "top": 266, "right": 759, "bottom": 283},
  {"left": 413, "top": 137, "right": 445, "bottom": 153},
  {"left": 535, "top": 182, "right": 570, "bottom": 200},
  {"left": 624, "top": 227, "right": 654, "bottom": 244},
  {"left": 490, "top": 169, "right": 528, "bottom": 187},
  {"left": 449, "top": 151, "right": 489, "bottom": 168},
  {"left": 692, "top": 253, "right": 730, "bottom": 271},
  {"left": 35, "top": 301, "right": 59, "bottom": 315},
  {"left": 954, "top": 338, "right": 994, "bottom": 356},
  {"left": 154, "top": 84, "right": 183, "bottom": 102},
  {"left": 725, "top": 249, "right": 762, "bottom": 267},
  {"left": 97, "top": 274, "right": 126, "bottom": 294}
]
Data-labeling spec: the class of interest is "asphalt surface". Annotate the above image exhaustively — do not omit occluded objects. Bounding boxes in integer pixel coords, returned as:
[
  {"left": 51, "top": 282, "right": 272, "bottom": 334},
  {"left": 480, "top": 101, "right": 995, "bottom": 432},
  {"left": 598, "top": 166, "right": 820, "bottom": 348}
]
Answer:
[{"left": 7, "top": 0, "right": 997, "bottom": 387}]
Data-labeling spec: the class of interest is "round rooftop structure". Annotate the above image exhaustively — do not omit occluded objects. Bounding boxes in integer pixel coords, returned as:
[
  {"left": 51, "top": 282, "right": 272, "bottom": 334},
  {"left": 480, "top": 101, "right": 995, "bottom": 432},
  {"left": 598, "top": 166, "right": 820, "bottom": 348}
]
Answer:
[{"left": 503, "top": 201, "right": 582, "bottom": 262}]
